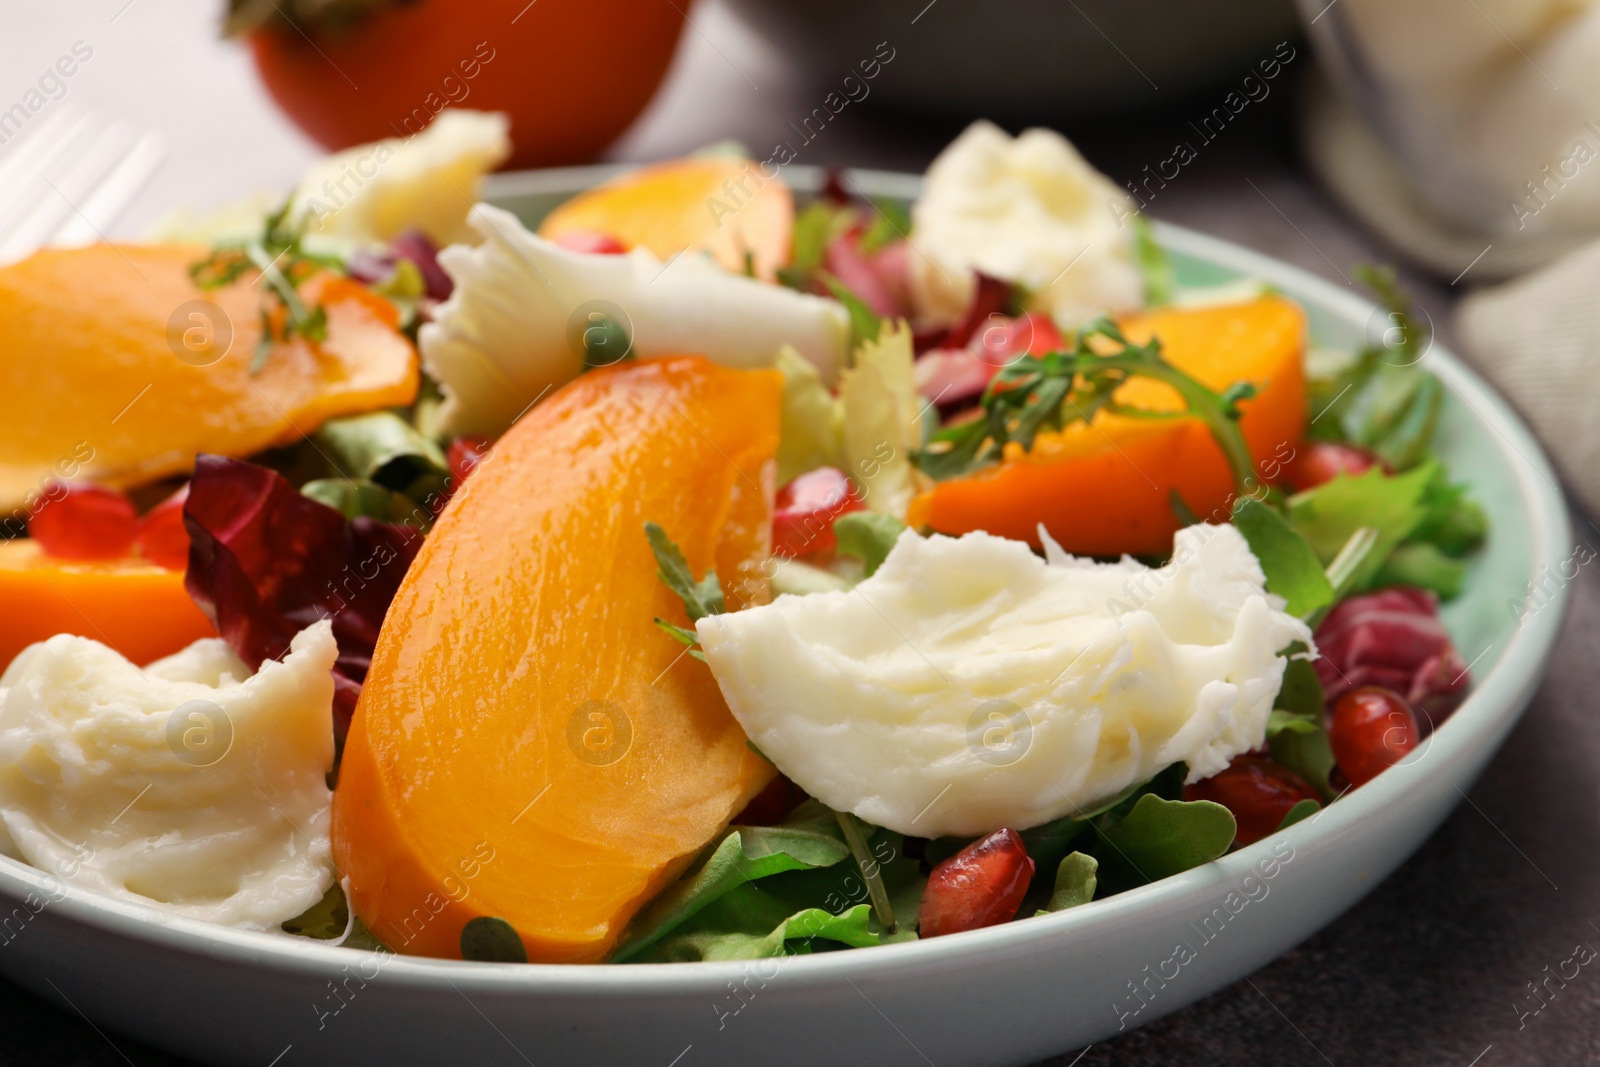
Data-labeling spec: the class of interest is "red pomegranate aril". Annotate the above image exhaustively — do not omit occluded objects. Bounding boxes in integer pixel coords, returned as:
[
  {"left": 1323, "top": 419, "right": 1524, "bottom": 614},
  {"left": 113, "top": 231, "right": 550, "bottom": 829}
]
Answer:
[
  {"left": 552, "top": 230, "right": 628, "bottom": 255},
  {"left": 918, "top": 827, "right": 1035, "bottom": 938},
  {"left": 772, "top": 467, "right": 864, "bottom": 559},
  {"left": 135, "top": 484, "right": 191, "bottom": 571},
  {"left": 1329, "top": 685, "right": 1420, "bottom": 787},
  {"left": 971, "top": 311, "right": 1064, "bottom": 368},
  {"left": 1184, "top": 756, "right": 1320, "bottom": 846},
  {"left": 29, "top": 481, "right": 137, "bottom": 561},
  {"left": 1282, "top": 441, "right": 1383, "bottom": 491},
  {"left": 447, "top": 436, "right": 495, "bottom": 485}
]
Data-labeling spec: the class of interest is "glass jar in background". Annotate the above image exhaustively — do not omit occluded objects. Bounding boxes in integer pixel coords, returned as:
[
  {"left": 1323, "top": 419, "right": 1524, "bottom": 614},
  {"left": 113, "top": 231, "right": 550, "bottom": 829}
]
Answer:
[{"left": 1299, "top": 0, "right": 1600, "bottom": 239}]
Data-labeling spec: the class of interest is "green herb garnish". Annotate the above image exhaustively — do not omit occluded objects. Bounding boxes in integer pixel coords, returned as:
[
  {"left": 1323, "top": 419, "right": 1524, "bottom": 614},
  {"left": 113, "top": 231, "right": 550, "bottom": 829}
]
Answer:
[
  {"left": 913, "top": 317, "right": 1257, "bottom": 491},
  {"left": 189, "top": 198, "right": 343, "bottom": 373}
]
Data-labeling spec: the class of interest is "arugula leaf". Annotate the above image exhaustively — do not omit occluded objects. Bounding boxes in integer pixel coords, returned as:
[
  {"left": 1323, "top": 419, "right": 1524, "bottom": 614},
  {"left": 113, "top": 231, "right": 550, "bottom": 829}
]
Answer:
[
  {"left": 459, "top": 917, "right": 528, "bottom": 963},
  {"left": 632, "top": 887, "right": 878, "bottom": 963},
  {"left": 644, "top": 522, "right": 725, "bottom": 622},
  {"left": 834, "top": 512, "right": 907, "bottom": 578},
  {"left": 1093, "top": 794, "right": 1236, "bottom": 889},
  {"left": 613, "top": 801, "right": 850, "bottom": 961},
  {"left": 1307, "top": 266, "right": 1441, "bottom": 470},
  {"left": 1232, "top": 498, "right": 1334, "bottom": 619},
  {"left": 1039, "top": 852, "right": 1099, "bottom": 914},
  {"left": 819, "top": 271, "right": 883, "bottom": 350},
  {"left": 1410, "top": 467, "right": 1488, "bottom": 557},
  {"left": 1277, "top": 798, "right": 1320, "bottom": 831},
  {"left": 1288, "top": 461, "right": 1436, "bottom": 592},
  {"left": 914, "top": 318, "right": 1257, "bottom": 495},
  {"left": 835, "top": 809, "right": 897, "bottom": 932},
  {"left": 1130, "top": 215, "right": 1174, "bottom": 307},
  {"left": 1375, "top": 541, "right": 1469, "bottom": 599}
]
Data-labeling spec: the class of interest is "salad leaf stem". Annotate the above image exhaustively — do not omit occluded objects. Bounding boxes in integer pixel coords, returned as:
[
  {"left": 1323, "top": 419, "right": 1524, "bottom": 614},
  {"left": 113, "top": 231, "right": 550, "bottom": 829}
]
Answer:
[{"left": 834, "top": 809, "right": 896, "bottom": 934}]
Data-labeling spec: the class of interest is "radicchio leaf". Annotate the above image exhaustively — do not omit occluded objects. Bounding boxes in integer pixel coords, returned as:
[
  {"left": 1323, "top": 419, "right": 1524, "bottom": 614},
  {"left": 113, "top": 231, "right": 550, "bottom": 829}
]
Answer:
[
  {"left": 183, "top": 454, "right": 422, "bottom": 745},
  {"left": 1312, "top": 586, "right": 1469, "bottom": 731}
]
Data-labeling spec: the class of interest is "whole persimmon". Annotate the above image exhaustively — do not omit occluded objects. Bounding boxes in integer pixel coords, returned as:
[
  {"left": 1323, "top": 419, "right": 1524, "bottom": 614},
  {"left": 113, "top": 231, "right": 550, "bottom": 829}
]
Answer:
[{"left": 230, "top": 0, "right": 688, "bottom": 168}]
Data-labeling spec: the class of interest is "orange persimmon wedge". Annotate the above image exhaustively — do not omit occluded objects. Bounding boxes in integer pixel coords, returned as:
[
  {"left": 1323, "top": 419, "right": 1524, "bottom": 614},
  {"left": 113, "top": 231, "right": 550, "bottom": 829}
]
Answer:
[
  {"left": 333, "top": 355, "right": 781, "bottom": 962},
  {"left": 0, "top": 540, "right": 216, "bottom": 670},
  {"left": 0, "top": 244, "right": 418, "bottom": 512},
  {"left": 908, "top": 296, "right": 1308, "bottom": 556},
  {"left": 537, "top": 156, "right": 793, "bottom": 280}
]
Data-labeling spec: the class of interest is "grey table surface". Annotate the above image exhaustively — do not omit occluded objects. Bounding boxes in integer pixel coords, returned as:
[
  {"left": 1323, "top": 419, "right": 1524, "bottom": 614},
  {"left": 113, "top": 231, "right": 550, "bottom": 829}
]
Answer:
[{"left": 1, "top": 2, "right": 1594, "bottom": 1065}]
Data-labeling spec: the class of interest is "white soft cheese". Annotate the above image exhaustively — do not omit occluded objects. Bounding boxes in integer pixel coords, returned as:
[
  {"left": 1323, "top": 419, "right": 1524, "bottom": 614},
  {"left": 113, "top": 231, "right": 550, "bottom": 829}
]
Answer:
[
  {"left": 908, "top": 120, "right": 1144, "bottom": 330},
  {"left": 0, "top": 623, "right": 339, "bottom": 929},
  {"left": 697, "top": 524, "right": 1311, "bottom": 837},
  {"left": 293, "top": 108, "right": 512, "bottom": 246},
  {"left": 420, "top": 203, "right": 852, "bottom": 437}
]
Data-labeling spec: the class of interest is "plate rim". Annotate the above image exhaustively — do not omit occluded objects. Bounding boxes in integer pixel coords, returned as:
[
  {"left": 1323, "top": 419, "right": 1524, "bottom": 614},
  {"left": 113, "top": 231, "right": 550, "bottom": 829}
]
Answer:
[{"left": 0, "top": 167, "right": 1572, "bottom": 999}]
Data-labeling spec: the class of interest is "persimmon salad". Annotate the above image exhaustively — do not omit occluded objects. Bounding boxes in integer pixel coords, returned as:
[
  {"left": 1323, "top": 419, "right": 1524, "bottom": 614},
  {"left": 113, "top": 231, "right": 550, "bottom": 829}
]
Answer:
[{"left": 0, "top": 112, "right": 1484, "bottom": 963}]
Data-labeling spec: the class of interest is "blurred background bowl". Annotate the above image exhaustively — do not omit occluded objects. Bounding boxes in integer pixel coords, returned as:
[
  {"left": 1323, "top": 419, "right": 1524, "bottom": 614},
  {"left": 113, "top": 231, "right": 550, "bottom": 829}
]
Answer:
[{"left": 721, "top": 0, "right": 1300, "bottom": 122}]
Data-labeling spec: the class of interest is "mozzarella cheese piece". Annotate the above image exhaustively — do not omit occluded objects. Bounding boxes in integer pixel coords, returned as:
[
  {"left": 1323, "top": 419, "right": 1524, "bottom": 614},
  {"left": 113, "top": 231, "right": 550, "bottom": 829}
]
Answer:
[
  {"left": 697, "top": 524, "right": 1311, "bottom": 837},
  {"left": 0, "top": 624, "right": 338, "bottom": 929},
  {"left": 294, "top": 108, "right": 512, "bottom": 246},
  {"left": 420, "top": 203, "right": 851, "bottom": 437},
  {"left": 909, "top": 120, "right": 1144, "bottom": 330}
]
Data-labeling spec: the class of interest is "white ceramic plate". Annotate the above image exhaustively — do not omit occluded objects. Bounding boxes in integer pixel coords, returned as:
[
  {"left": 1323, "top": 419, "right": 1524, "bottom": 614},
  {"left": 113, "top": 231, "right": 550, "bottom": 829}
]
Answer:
[{"left": 0, "top": 167, "right": 1571, "bottom": 1067}]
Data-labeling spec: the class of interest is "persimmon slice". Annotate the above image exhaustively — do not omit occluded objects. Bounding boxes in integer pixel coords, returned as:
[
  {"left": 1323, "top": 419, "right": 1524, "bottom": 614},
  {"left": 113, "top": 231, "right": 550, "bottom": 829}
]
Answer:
[
  {"left": 0, "top": 540, "right": 216, "bottom": 670},
  {"left": 0, "top": 244, "right": 417, "bottom": 512},
  {"left": 333, "top": 356, "right": 781, "bottom": 962},
  {"left": 908, "top": 296, "right": 1308, "bottom": 556}
]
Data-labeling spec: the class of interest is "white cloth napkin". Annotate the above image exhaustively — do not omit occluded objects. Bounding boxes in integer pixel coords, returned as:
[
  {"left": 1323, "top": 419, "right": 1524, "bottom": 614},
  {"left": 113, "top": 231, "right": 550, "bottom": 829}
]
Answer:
[{"left": 1457, "top": 238, "right": 1600, "bottom": 519}]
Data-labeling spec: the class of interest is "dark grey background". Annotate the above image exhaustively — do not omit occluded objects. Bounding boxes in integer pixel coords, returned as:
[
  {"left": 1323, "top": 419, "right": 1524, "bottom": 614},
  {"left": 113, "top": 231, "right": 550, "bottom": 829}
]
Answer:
[{"left": 2, "top": 4, "right": 1593, "bottom": 1064}]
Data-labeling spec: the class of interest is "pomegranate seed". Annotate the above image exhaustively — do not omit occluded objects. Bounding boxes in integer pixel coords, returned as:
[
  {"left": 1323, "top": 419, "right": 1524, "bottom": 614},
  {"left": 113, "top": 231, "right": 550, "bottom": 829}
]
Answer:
[
  {"left": 1184, "top": 756, "right": 1320, "bottom": 846},
  {"left": 135, "top": 484, "right": 191, "bottom": 571},
  {"left": 1329, "top": 685, "right": 1420, "bottom": 787},
  {"left": 772, "top": 467, "right": 863, "bottom": 559},
  {"left": 552, "top": 230, "right": 628, "bottom": 255},
  {"left": 918, "top": 827, "right": 1035, "bottom": 938},
  {"left": 29, "top": 481, "right": 137, "bottom": 561},
  {"left": 447, "top": 436, "right": 495, "bottom": 485},
  {"left": 1283, "top": 441, "right": 1383, "bottom": 491}
]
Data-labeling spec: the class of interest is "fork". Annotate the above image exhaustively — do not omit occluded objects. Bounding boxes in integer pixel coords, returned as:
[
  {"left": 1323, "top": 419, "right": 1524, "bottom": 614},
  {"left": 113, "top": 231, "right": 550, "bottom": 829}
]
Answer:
[{"left": 0, "top": 106, "right": 166, "bottom": 265}]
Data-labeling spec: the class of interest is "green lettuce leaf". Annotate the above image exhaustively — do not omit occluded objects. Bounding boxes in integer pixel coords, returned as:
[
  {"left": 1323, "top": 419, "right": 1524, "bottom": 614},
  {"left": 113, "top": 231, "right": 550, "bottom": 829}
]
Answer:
[
  {"left": 774, "top": 345, "right": 843, "bottom": 485},
  {"left": 1375, "top": 541, "right": 1469, "bottom": 599},
  {"left": 1267, "top": 657, "right": 1336, "bottom": 798},
  {"left": 1287, "top": 460, "right": 1436, "bottom": 592},
  {"left": 834, "top": 512, "right": 907, "bottom": 577},
  {"left": 1410, "top": 466, "right": 1488, "bottom": 557},
  {"left": 1039, "top": 852, "right": 1099, "bottom": 914},
  {"left": 1232, "top": 498, "right": 1334, "bottom": 619},
  {"left": 1093, "top": 794, "right": 1236, "bottom": 891},
  {"left": 1277, "top": 798, "right": 1320, "bottom": 831},
  {"left": 838, "top": 320, "right": 919, "bottom": 517},
  {"left": 317, "top": 410, "right": 450, "bottom": 503},
  {"left": 300, "top": 478, "right": 422, "bottom": 525},
  {"left": 612, "top": 801, "right": 850, "bottom": 961}
]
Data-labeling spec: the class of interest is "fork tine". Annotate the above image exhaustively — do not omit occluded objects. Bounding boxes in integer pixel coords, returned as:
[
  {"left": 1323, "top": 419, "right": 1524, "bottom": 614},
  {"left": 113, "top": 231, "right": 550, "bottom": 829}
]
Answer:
[
  {"left": 0, "top": 117, "right": 115, "bottom": 264},
  {"left": 0, "top": 110, "right": 100, "bottom": 260},
  {"left": 49, "top": 129, "right": 167, "bottom": 250}
]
